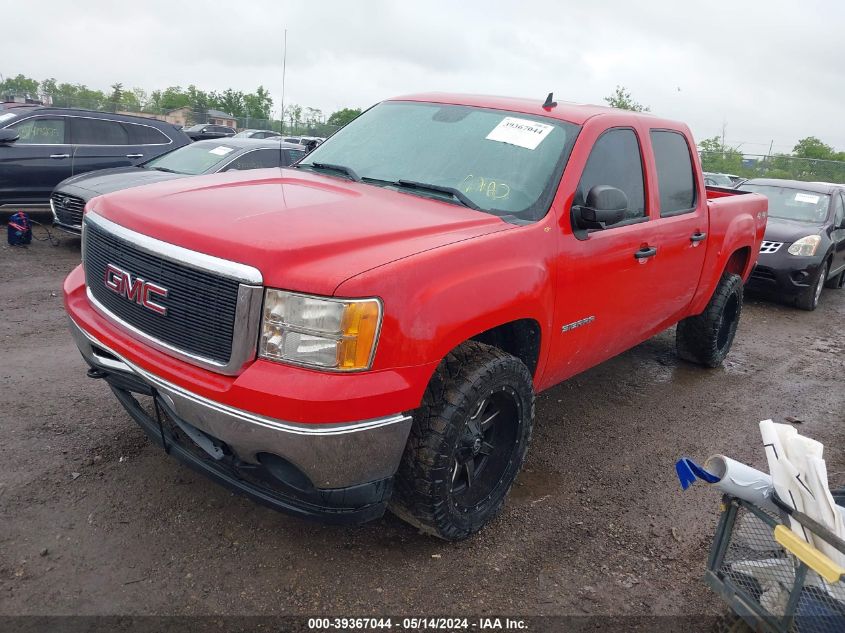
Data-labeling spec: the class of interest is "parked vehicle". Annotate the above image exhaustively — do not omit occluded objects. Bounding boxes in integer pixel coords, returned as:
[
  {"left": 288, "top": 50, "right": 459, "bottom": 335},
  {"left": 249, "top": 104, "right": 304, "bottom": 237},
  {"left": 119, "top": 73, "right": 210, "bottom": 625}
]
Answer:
[
  {"left": 739, "top": 178, "right": 845, "bottom": 310},
  {"left": 282, "top": 135, "right": 324, "bottom": 151},
  {"left": 704, "top": 172, "right": 735, "bottom": 188},
  {"left": 64, "top": 93, "right": 767, "bottom": 540},
  {"left": 0, "top": 107, "right": 189, "bottom": 208},
  {"left": 725, "top": 174, "right": 746, "bottom": 186},
  {"left": 233, "top": 129, "right": 281, "bottom": 139},
  {"left": 51, "top": 138, "right": 308, "bottom": 234},
  {"left": 182, "top": 124, "right": 236, "bottom": 141}
]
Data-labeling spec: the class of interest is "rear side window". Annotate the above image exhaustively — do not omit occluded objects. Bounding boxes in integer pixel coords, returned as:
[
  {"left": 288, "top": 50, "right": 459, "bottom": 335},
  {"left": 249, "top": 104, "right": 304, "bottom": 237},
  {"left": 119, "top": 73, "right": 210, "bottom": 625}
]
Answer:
[
  {"left": 651, "top": 130, "right": 696, "bottom": 216},
  {"left": 224, "top": 149, "right": 280, "bottom": 171},
  {"left": 575, "top": 128, "right": 646, "bottom": 223},
  {"left": 124, "top": 123, "right": 170, "bottom": 145},
  {"left": 833, "top": 192, "right": 845, "bottom": 227},
  {"left": 9, "top": 117, "right": 67, "bottom": 144},
  {"left": 71, "top": 117, "right": 129, "bottom": 145}
]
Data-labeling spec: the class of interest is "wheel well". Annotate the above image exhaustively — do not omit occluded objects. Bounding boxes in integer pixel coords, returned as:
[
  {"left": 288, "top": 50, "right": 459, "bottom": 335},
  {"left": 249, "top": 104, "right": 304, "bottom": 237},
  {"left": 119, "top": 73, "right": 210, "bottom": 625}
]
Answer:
[
  {"left": 725, "top": 247, "right": 751, "bottom": 277},
  {"left": 470, "top": 319, "right": 541, "bottom": 376}
]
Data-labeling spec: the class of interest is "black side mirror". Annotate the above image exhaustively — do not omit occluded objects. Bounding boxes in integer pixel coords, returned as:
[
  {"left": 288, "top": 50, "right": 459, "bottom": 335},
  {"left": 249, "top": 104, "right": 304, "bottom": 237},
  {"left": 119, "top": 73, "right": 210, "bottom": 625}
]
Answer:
[
  {"left": 573, "top": 185, "right": 628, "bottom": 230},
  {"left": 0, "top": 129, "right": 20, "bottom": 144}
]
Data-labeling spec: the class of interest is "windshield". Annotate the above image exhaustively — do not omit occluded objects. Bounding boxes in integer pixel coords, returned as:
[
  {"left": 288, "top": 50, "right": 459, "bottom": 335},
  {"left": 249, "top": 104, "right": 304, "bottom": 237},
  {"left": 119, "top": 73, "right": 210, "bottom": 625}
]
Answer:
[
  {"left": 299, "top": 101, "right": 580, "bottom": 221},
  {"left": 144, "top": 143, "right": 238, "bottom": 175},
  {"left": 739, "top": 184, "right": 831, "bottom": 223}
]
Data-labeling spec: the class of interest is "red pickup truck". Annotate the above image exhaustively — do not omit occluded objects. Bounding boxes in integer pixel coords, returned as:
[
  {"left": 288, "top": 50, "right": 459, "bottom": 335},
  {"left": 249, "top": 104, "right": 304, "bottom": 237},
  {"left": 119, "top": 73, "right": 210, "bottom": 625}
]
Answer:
[{"left": 64, "top": 93, "right": 768, "bottom": 540}]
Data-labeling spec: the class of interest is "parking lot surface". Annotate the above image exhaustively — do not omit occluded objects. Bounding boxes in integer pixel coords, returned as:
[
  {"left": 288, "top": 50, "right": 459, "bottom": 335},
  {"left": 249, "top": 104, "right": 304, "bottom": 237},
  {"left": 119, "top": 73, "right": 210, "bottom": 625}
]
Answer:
[{"left": 1, "top": 230, "right": 843, "bottom": 621}]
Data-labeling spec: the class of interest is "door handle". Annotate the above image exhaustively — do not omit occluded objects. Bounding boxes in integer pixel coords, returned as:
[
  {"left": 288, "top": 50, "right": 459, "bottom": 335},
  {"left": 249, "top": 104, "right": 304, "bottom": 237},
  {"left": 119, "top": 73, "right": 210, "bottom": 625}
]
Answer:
[
  {"left": 126, "top": 153, "right": 144, "bottom": 158},
  {"left": 49, "top": 153, "right": 70, "bottom": 159},
  {"left": 634, "top": 246, "right": 658, "bottom": 260},
  {"left": 690, "top": 232, "right": 707, "bottom": 243}
]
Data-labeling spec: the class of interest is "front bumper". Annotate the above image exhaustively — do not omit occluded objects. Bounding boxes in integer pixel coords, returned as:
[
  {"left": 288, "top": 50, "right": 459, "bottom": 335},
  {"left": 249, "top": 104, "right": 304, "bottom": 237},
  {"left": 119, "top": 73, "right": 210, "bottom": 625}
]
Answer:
[
  {"left": 69, "top": 318, "right": 414, "bottom": 524},
  {"left": 746, "top": 249, "right": 823, "bottom": 297}
]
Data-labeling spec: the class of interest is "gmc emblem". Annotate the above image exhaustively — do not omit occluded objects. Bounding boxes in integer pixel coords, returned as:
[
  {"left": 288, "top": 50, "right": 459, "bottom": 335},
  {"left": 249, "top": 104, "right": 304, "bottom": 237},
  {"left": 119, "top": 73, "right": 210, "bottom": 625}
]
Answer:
[{"left": 104, "top": 264, "right": 168, "bottom": 316}]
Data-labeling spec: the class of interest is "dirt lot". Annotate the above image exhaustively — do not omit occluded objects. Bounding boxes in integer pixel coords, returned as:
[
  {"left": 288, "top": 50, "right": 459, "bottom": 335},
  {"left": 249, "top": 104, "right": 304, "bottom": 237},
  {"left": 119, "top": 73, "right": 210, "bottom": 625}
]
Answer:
[{"left": 1, "top": 224, "right": 843, "bottom": 626}]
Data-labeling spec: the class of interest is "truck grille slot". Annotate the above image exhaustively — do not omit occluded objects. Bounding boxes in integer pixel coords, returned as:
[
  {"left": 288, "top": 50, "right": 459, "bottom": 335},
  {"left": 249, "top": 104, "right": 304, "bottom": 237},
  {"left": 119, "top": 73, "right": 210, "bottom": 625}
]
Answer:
[
  {"left": 52, "top": 192, "right": 86, "bottom": 227},
  {"left": 83, "top": 220, "right": 241, "bottom": 365},
  {"left": 759, "top": 241, "right": 783, "bottom": 254}
]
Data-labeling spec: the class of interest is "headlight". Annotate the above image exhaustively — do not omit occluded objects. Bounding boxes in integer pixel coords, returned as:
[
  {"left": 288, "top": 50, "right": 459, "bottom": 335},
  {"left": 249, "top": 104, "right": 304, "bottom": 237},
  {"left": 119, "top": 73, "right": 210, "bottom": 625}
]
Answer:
[
  {"left": 787, "top": 235, "right": 821, "bottom": 256},
  {"left": 259, "top": 289, "right": 382, "bottom": 371}
]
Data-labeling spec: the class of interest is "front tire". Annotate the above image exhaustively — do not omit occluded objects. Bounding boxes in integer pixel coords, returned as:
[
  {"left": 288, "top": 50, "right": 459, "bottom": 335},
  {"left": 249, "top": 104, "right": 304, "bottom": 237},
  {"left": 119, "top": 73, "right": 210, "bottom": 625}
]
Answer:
[
  {"left": 796, "top": 260, "right": 828, "bottom": 311},
  {"left": 823, "top": 262, "right": 844, "bottom": 289},
  {"left": 676, "top": 272, "right": 743, "bottom": 367},
  {"left": 390, "top": 342, "right": 534, "bottom": 541}
]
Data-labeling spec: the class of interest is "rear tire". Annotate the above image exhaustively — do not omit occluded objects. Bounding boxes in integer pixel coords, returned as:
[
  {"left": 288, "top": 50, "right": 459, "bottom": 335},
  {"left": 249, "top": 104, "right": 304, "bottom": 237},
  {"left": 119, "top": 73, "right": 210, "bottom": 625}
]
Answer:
[
  {"left": 796, "top": 260, "right": 828, "bottom": 310},
  {"left": 676, "top": 272, "right": 743, "bottom": 368},
  {"left": 390, "top": 341, "right": 534, "bottom": 541}
]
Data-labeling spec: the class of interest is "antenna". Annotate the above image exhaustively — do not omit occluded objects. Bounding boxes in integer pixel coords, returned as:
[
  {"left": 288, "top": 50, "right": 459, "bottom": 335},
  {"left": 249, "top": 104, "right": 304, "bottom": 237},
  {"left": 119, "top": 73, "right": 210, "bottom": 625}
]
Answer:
[
  {"left": 281, "top": 29, "right": 287, "bottom": 135},
  {"left": 542, "top": 92, "right": 557, "bottom": 109}
]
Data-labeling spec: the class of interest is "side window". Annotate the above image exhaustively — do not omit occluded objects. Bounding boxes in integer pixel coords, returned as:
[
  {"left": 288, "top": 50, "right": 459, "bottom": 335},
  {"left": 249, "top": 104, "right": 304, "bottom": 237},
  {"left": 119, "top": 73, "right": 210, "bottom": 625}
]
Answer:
[
  {"left": 9, "top": 117, "right": 67, "bottom": 144},
  {"left": 651, "top": 130, "right": 696, "bottom": 216},
  {"left": 71, "top": 117, "right": 129, "bottom": 145},
  {"left": 124, "top": 123, "right": 170, "bottom": 145},
  {"left": 284, "top": 149, "right": 306, "bottom": 166},
  {"left": 575, "top": 128, "right": 646, "bottom": 223},
  {"left": 224, "top": 149, "right": 280, "bottom": 171}
]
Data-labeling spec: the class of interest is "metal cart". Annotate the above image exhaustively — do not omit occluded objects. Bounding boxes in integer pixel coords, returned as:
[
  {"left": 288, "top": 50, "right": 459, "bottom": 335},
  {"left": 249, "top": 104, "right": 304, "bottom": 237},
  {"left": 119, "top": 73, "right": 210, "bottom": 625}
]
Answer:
[{"left": 705, "top": 490, "right": 845, "bottom": 632}]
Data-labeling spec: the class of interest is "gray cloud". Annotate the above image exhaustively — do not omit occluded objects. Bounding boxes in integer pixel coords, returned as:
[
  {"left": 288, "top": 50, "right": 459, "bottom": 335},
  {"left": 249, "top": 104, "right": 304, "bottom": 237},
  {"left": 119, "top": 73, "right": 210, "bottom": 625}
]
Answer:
[{"left": 4, "top": 0, "right": 844, "bottom": 152}]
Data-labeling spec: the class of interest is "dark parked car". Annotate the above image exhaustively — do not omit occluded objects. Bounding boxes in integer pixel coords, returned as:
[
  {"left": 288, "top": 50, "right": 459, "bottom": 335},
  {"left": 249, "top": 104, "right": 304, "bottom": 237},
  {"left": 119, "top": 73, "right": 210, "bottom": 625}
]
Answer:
[
  {"left": 740, "top": 178, "right": 845, "bottom": 310},
  {"left": 51, "top": 138, "right": 307, "bottom": 234},
  {"left": 0, "top": 107, "right": 190, "bottom": 208},
  {"left": 182, "top": 124, "right": 236, "bottom": 141},
  {"left": 232, "top": 129, "right": 281, "bottom": 139}
]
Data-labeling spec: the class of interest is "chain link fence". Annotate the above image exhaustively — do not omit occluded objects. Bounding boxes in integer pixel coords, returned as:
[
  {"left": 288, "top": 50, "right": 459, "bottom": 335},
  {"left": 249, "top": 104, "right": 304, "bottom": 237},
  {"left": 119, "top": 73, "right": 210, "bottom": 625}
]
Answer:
[{"left": 700, "top": 152, "right": 845, "bottom": 184}]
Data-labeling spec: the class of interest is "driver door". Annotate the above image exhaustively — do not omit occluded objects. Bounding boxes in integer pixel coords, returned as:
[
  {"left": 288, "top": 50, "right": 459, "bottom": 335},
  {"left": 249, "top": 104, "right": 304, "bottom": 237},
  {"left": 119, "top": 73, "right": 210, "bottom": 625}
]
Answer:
[{"left": 545, "top": 126, "right": 659, "bottom": 384}]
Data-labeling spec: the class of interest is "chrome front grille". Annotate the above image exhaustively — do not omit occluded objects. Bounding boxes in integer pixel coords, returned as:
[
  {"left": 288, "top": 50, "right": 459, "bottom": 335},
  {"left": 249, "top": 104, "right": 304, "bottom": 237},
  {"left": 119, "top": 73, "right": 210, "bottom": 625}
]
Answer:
[
  {"left": 81, "top": 212, "right": 263, "bottom": 375},
  {"left": 51, "top": 192, "right": 86, "bottom": 227},
  {"left": 759, "top": 241, "right": 783, "bottom": 254}
]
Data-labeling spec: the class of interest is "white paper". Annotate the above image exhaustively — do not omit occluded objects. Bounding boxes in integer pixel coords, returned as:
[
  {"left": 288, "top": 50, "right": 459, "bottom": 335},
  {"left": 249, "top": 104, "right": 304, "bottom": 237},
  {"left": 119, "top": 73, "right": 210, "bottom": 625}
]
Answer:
[
  {"left": 795, "top": 193, "right": 820, "bottom": 204},
  {"left": 486, "top": 117, "right": 554, "bottom": 150},
  {"left": 0, "top": 112, "right": 16, "bottom": 122},
  {"left": 209, "top": 146, "right": 234, "bottom": 156}
]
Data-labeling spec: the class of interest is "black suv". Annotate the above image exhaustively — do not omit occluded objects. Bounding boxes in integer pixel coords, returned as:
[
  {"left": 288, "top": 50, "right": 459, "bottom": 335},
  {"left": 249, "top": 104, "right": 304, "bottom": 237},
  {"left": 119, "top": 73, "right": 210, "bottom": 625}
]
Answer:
[
  {"left": 182, "top": 124, "right": 236, "bottom": 141},
  {"left": 0, "top": 106, "right": 190, "bottom": 208},
  {"left": 740, "top": 178, "right": 845, "bottom": 310}
]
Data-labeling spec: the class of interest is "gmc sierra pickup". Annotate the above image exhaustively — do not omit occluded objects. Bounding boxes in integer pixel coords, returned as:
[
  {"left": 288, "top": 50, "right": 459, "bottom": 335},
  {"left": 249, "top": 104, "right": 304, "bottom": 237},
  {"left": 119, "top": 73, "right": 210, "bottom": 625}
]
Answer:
[{"left": 64, "top": 93, "right": 768, "bottom": 540}]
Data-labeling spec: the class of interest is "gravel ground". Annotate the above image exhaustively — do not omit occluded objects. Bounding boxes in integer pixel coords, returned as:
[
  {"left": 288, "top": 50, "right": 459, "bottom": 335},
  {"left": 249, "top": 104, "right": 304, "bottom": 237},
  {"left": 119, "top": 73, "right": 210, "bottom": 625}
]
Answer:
[{"left": 1, "top": 225, "right": 843, "bottom": 627}]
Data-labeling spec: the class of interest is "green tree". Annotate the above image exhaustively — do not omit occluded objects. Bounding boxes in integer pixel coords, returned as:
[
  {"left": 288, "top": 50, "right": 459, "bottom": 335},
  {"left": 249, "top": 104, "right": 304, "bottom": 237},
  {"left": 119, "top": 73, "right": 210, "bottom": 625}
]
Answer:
[
  {"left": 0, "top": 73, "right": 39, "bottom": 97},
  {"left": 603, "top": 85, "right": 650, "bottom": 112},
  {"left": 327, "top": 107, "right": 361, "bottom": 127},
  {"left": 698, "top": 136, "right": 744, "bottom": 174},
  {"left": 792, "top": 136, "right": 835, "bottom": 160}
]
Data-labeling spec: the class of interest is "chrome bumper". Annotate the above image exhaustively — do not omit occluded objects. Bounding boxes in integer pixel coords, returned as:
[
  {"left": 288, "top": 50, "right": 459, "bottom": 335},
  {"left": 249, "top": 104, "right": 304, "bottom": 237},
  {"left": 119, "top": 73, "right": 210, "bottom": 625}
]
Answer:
[{"left": 68, "top": 318, "right": 413, "bottom": 489}]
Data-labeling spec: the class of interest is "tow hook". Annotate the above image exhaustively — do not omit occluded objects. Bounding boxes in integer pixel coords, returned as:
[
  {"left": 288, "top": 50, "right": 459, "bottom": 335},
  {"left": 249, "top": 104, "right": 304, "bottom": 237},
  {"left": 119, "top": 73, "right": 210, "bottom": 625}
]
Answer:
[{"left": 86, "top": 367, "right": 108, "bottom": 379}]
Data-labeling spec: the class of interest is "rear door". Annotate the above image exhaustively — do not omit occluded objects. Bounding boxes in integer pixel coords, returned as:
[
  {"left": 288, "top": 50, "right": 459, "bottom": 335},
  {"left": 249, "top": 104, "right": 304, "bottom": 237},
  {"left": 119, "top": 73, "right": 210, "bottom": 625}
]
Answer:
[
  {"left": 123, "top": 121, "right": 173, "bottom": 164},
  {"left": 70, "top": 116, "right": 134, "bottom": 177},
  {"left": 640, "top": 129, "right": 708, "bottom": 326},
  {"left": 0, "top": 115, "right": 72, "bottom": 204}
]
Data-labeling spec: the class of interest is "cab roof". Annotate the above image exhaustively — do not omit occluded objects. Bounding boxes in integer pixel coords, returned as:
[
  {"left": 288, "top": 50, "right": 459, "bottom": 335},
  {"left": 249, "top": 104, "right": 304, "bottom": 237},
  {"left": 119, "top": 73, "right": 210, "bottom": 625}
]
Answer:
[{"left": 388, "top": 92, "right": 660, "bottom": 126}]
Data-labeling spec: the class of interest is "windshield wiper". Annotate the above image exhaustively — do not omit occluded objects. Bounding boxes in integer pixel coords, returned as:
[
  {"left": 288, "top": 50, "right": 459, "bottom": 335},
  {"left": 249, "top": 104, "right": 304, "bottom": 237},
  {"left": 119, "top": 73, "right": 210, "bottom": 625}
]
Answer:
[
  {"left": 151, "top": 166, "right": 180, "bottom": 173},
  {"left": 305, "top": 162, "right": 361, "bottom": 181},
  {"left": 394, "top": 180, "right": 480, "bottom": 210}
]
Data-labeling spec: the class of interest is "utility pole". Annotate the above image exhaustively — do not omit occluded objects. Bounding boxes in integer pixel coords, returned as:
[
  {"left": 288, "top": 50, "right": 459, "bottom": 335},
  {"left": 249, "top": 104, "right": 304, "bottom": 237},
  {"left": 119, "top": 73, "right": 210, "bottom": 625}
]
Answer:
[{"left": 281, "top": 29, "right": 287, "bottom": 134}]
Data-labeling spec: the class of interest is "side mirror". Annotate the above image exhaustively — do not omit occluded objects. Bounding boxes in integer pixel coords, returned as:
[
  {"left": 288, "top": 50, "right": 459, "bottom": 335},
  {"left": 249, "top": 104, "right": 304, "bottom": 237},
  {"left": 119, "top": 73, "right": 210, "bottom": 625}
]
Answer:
[
  {"left": 0, "top": 129, "right": 20, "bottom": 144},
  {"left": 573, "top": 185, "right": 628, "bottom": 230}
]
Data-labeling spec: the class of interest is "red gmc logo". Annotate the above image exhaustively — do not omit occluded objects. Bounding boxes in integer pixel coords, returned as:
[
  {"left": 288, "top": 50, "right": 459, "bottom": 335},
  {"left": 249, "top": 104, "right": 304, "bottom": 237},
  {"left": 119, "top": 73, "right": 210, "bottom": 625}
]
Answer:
[{"left": 104, "top": 264, "right": 168, "bottom": 316}]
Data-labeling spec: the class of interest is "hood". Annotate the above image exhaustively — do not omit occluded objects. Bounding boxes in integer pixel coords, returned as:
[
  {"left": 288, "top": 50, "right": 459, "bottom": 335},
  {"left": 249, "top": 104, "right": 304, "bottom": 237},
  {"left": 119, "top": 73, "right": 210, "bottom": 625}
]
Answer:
[
  {"left": 58, "top": 167, "right": 186, "bottom": 197},
  {"left": 764, "top": 216, "right": 825, "bottom": 244},
  {"left": 91, "top": 168, "right": 511, "bottom": 295}
]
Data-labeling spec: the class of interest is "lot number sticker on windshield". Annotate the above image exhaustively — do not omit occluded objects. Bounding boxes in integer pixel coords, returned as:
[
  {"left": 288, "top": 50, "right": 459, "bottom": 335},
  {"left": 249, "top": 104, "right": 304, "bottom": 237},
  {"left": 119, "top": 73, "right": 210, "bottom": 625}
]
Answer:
[
  {"left": 486, "top": 117, "right": 554, "bottom": 150},
  {"left": 209, "top": 146, "right": 234, "bottom": 156},
  {"left": 794, "top": 193, "right": 820, "bottom": 204}
]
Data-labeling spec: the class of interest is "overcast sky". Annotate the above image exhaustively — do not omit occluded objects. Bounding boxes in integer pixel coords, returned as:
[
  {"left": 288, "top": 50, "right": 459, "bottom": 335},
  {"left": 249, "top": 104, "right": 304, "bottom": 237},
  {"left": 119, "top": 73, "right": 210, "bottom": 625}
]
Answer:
[{"left": 5, "top": 0, "right": 843, "bottom": 153}]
